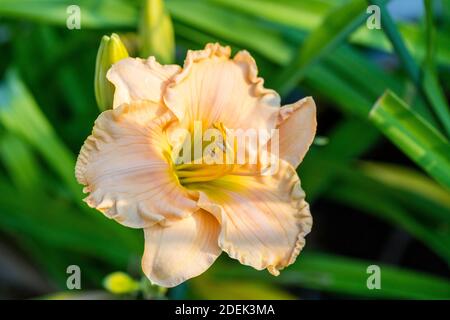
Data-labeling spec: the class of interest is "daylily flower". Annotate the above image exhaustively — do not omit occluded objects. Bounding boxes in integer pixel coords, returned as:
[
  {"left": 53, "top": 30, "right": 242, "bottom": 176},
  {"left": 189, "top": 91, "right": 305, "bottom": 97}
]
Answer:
[{"left": 75, "top": 43, "right": 316, "bottom": 287}]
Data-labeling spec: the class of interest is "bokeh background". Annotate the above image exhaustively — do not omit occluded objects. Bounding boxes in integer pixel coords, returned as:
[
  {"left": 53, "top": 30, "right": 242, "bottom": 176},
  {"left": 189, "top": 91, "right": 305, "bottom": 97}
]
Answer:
[{"left": 0, "top": 0, "right": 449, "bottom": 299}]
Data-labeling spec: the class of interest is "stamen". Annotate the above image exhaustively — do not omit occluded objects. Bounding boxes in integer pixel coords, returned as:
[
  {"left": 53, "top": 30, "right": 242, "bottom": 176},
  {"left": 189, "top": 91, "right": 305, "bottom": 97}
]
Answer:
[{"left": 174, "top": 122, "right": 235, "bottom": 186}]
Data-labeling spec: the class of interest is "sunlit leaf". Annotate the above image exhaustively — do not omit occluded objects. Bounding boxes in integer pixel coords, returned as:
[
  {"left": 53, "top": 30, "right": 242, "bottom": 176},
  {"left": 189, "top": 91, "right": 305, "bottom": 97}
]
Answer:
[{"left": 369, "top": 90, "right": 450, "bottom": 191}]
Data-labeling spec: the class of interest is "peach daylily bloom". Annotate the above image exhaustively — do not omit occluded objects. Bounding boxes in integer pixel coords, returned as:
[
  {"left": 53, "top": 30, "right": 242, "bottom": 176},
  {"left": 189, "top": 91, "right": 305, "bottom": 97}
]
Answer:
[{"left": 75, "top": 43, "right": 316, "bottom": 287}]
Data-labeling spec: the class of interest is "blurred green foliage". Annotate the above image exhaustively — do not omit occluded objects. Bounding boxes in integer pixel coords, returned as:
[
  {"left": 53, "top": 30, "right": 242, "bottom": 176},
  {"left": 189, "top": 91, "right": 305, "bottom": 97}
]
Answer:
[{"left": 0, "top": 0, "right": 449, "bottom": 299}]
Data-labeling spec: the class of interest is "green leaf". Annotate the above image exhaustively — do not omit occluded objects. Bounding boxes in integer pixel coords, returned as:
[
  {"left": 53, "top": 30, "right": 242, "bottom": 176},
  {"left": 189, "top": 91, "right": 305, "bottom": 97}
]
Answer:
[
  {"left": 211, "top": 0, "right": 450, "bottom": 67},
  {"left": 370, "top": 0, "right": 450, "bottom": 136},
  {"left": 1, "top": 0, "right": 449, "bottom": 68},
  {"left": 422, "top": 71, "right": 450, "bottom": 137},
  {"left": 168, "top": 0, "right": 294, "bottom": 64},
  {"left": 297, "top": 252, "right": 450, "bottom": 299},
  {"left": 360, "top": 161, "right": 450, "bottom": 222},
  {"left": 328, "top": 166, "right": 450, "bottom": 263},
  {"left": 211, "top": 252, "right": 450, "bottom": 299},
  {"left": 321, "top": 46, "right": 437, "bottom": 126},
  {"left": 0, "top": 0, "right": 137, "bottom": 28},
  {"left": 0, "top": 134, "right": 40, "bottom": 190},
  {"left": 369, "top": 0, "right": 421, "bottom": 84},
  {"left": 369, "top": 90, "right": 450, "bottom": 191},
  {"left": 422, "top": 0, "right": 450, "bottom": 137},
  {"left": 0, "top": 179, "right": 141, "bottom": 267},
  {"left": 209, "top": 0, "right": 330, "bottom": 30},
  {"left": 272, "top": 0, "right": 368, "bottom": 94},
  {"left": 351, "top": 19, "right": 450, "bottom": 67},
  {"left": 0, "top": 69, "right": 142, "bottom": 257},
  {"left": 0, "top": 69, "right": 81, "bottom": 198},
  {"left": 304, "top": 64, "right": 374, "bottom": 118}
]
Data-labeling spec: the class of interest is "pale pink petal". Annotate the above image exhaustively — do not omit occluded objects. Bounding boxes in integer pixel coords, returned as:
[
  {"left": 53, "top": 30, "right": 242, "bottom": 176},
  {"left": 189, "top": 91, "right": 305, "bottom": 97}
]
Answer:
[
  {"left": 164, "top": 43, "right": 280, "bottom": 133},
  {"left": 197, "top": 160, "right": 312, "bottom": 275},
  {"left": 75, "top": 101, "right": 198, "bottom": 228},
  {"left": 107, "top": 56, "right": 181, "bottom": 108},
  {"left": 142, "top": 210, "right": 221, "bottom": 287},
  {"left": 277, "top": 97, "right": 317, "bottom": 168}
]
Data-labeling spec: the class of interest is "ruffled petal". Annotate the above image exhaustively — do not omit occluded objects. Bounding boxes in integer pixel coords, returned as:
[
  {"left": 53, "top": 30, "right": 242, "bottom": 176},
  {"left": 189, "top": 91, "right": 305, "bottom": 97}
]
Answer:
[
  {"left": 75, "top": 101, "right": 198, "bottom": 228},
  {"left": 197, "top": 160, "right": 312, "bottom": 275},
  {"left": 142, "top": 210, "right": 221, "bottom": 287},
  {"left": 164, "top": 43, "right": 280, "bottom": 133},
  {"left": 107, "top": 56, "right": 180, "bottom": 108},
  {"left": 277, "top": 97, "right": 317, "bottom": 168}
]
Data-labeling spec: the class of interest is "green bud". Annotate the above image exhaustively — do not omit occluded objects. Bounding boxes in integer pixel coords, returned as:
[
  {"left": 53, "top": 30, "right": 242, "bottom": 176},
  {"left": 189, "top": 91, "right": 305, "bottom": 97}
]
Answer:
[
  {"left": 139, "top": 0, "right": 175, "bottom": 64},
  {"left": 94, "top": 33, "right": 129, "bottom": 111},
  {"left": 103, "top": 272, "right": 139, "bottom": 295}
]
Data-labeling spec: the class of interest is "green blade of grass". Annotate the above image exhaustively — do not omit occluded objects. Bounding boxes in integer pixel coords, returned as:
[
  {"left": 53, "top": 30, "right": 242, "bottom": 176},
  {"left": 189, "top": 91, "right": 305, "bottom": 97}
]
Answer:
[
  {"left": 304, "top": 64, "right": 376, "bottom": 118},
  {"left": 210, "top": 0, "right": 450, "bottom": 67},
  {"left": 0, "top": 133, "right": 107, "bottom": 287},
  {"left": 328, "top": 166, "right": 450, "bottom": 263},
  {"left": 210, "top": 252, "right": 450, "bottom": 299},
  {"left": 272, "top": 0, "right": 368, "bottom": 94},
  {"left": 422, "top": 71, "right": 450, "bottom": 137},
  {"left": 0, "top": 69, "right": 143, "bottom": 252},
  {"left": 369, "top": 0, "right": 421, "bottom": 84},
  {"left": 0, "top": 69, "right": 81, "bottom": 199},
  {"left": 209, "top": 0, "right": 330, "bottom": 30},
  {"left": 323, "top": 46, "right": 437, "bottom": 126},
  {"left": 2, "top": 0, "right": 449, "bottom": 68},
  {"left": 0, "top": 134, "right": 40, "bottom": 190},
  {"left": 360, "top": 161, "right": 450, "bottom": 224},
  {"left": 0, "top": 0, "right": 136, "bottom": 28},
  {"left": 422, "top": 0, "right": 450, "bottom": 137},
  {"left": 351, "top": 18, "right": 450, "bottom": 67},
  {"left": 169, "top": 2, "right": 443, "bottom": 133},
  {"left": 370, "top": 0, "right": 450, "bottom": 136},
  {"left": 369, "top": 90, "right": 450, "bottom": 191},
  {"left": 169, "top": 0, "right": 294, "bottom": 64},
  {"left": 0, "top": 134, "right": 67, "bottom": 286},
  {"left": 0, "top": 179, "right": 141, "bottom": 267},
  {"left": 303, "top": 130, "right": 450, "bottom": 263}
]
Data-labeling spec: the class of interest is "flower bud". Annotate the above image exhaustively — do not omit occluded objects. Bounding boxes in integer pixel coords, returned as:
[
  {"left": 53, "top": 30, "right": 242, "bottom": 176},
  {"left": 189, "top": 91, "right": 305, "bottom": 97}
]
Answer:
[
  {"left": 103, "top": 272, "right": 139, "bottom": 295},
  {"left": 94, "top": 33, "right": 129, "bottom": 111},
  {"left": 139, "top": 0, "right": 175, "bottom": 64}
]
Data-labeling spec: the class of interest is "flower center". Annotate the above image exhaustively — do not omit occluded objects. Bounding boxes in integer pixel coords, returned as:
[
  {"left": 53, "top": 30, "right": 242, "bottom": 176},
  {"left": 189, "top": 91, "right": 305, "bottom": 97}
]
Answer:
[{"left": 173, "top": 122, "right": 236, "bottom": 186}]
